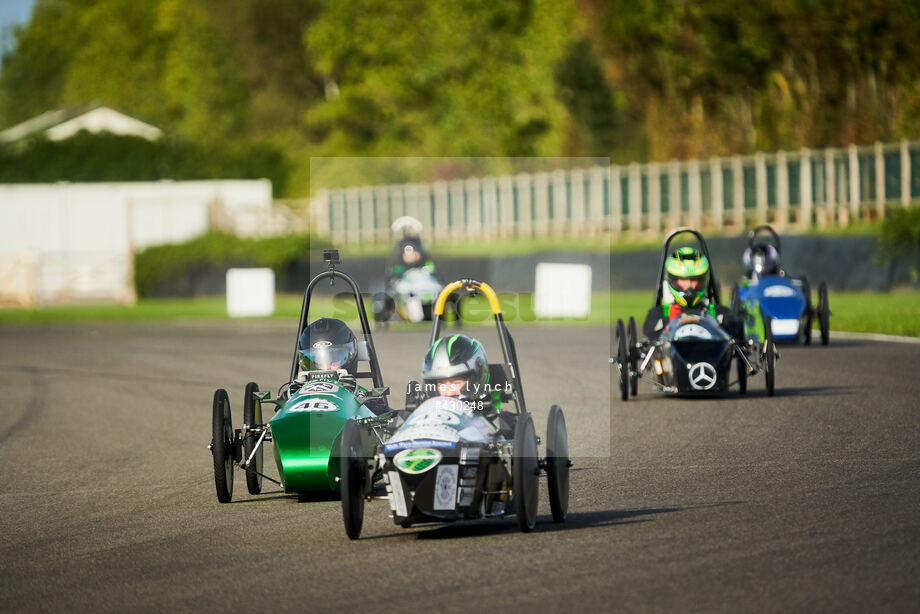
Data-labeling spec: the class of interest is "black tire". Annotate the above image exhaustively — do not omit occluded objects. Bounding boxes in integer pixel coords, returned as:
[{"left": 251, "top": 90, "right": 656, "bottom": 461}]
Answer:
[
  {"left": 372, "top": 292, "right": 391, "bottom": 322},
  {"left": 545, "top": 406, "right": 570, "bottom": 523},
  {"left": 513, "top": 413, "right": 539, "bottom": 532},
  {"left": 243, "top": 382, "right": 263, "bottom": 495},
  {"left": 211, "top": 389, "right": 234, "bottom": 503},
  {"left": 818, "top": 282, "right": 830, "bottom": 345},
  {"left": 626, "top": 317, "right": 639, "bottom": 396},
  {"left": 763, "top": 314, "right": 776, "bottom": 397},
  {"left": 340, "top": 420, "right": 367, "bottom": 540},
  {"left": 737, "top": 353, "right": 747, "bottom": 395},
  {"left": 615, "top": 319, "right": 628, "bottom": 401},
  {"left": 801, "top": 277, "right": 813, "bottom": 345}
]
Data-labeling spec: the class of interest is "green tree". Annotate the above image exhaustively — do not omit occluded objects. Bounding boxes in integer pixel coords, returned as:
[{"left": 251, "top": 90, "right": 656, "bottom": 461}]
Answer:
[{"left": 304, "top": 0, "right": 575, "bottom": 157}]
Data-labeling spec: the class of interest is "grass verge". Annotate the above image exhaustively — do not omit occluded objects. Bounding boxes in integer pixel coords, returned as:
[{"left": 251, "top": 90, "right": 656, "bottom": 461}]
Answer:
[{"left": 1, "top": 290, "right": 917, "bottom": 336}]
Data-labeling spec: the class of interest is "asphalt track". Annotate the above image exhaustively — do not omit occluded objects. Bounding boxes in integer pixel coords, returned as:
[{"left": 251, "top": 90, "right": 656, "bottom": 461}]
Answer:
[{"left": 1, "top": 322, "right": 918, "bottom": 612}]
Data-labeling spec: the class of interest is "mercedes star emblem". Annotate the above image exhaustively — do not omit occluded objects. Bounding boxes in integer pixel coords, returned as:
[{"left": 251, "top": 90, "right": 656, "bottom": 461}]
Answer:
[{"left": 688, "top": 362, "right": 717, "bottom": 390}]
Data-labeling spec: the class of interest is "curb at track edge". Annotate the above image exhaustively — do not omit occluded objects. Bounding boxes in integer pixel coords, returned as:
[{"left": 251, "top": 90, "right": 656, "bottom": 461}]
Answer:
[{"left": 826, "top": 330, "right": 920, "bottom": 344}]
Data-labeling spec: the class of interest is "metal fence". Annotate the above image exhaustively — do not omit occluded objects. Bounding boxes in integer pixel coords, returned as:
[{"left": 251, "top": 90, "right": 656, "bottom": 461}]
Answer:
[{"left": 309, "top": 140, "right": 920, "bottom": 245}]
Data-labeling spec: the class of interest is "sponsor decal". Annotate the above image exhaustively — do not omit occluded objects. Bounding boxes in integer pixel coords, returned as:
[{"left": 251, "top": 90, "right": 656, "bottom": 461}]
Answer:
[
  {"left": 673, "top": 324, "right": 714, "bottom": 340},
  {"left": 763, "top": 285, "right": 796, "bottom": 298},
  {"left": 433, "top": 464, "right": 458, "bottom": 510},
  {"left": 288, "top": 398, "right": 338, "bottom": 412},
  {"left": 302, "top": 381, "right": 339, "bottom": 394},
  {"left": 771, "top": 318, "right": 800, "bottom": 336},
  {"left": 383, "top": 439, "right": 457, "bottom": 452},
  {"left": 394, "top": 448, "right": 442, "bottom": 474},
  {"left": 688, "top": 362, "right": 717, "bottom": 390}
]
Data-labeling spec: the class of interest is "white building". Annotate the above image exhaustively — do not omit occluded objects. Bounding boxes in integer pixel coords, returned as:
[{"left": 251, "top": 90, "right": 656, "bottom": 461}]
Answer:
[{"left": 0, "top": 103, "right": 162, "bottom": 145}]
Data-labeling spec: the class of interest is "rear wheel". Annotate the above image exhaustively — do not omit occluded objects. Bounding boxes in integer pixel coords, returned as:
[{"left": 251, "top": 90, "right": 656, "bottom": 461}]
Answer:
[
  {"left": 545, "top": 406, "right": 570, "bottom": 523},
  {"left": 211, "top": 389, "right": 234, "bottom": 503},
  {"left": 763, "top": 314, "right": 776, "bottom": 397},
  {"left": 243, "top": 382, "right": 263, "bottom": 495},
  {"left": 626, "top": 317, "right": 639, "bottom": 396},
  {"left": 818, "top": 282, "right": 830, "bottom": 345},
  {"left": 615, "top": 319, "right": 628, "bottom": 401},
  {"left": 340, "top": 420, "right": 367, "bottom": 540},
  {"left": 513, "top": 413, "right": 539, "bottom": 532}
]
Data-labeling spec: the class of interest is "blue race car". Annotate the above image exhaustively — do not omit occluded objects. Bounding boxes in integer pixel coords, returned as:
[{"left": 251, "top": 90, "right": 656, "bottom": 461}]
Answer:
[{"left": 730, "top": 225, "right": 830, "bottom": 345}]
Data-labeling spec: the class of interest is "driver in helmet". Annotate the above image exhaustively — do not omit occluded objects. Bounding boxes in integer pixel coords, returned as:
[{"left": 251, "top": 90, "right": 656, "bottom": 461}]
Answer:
[
  {"left": 742, "top": 242, "right": 780, "bottom": 280},
  {"left": 297, "top": 317, "right": 359, "bottom": 375},
  {"left": 388, "top": 235, "right": 435, "bottom": 282},
  {"left": 643, "top": 247, "right": 743, "bottom": 341},
  {"left": 296, "top": 317, "right": 391, "bottom": 413},
  {"left": 417, "top": 333, "right": 513, "bottom": 433}
]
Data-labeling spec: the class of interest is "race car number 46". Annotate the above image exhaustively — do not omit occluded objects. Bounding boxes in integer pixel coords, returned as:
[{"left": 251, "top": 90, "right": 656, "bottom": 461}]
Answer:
[{"left": 289, "top": 399, "right": 337, "bottom": 412}]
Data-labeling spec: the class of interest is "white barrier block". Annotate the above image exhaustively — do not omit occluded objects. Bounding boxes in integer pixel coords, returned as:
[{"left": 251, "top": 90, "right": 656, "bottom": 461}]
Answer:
[
  {"left": 226, "top": 268, "right": 275, "bottom": 317},
  {"left": 534, "top": 263, "right": 592, "bottom": 319}
]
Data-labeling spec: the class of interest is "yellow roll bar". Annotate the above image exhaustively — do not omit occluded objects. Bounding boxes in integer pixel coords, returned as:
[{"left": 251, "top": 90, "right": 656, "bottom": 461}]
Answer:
[{"left": 433, "top": 279, "right": 502, "bottom": 315}]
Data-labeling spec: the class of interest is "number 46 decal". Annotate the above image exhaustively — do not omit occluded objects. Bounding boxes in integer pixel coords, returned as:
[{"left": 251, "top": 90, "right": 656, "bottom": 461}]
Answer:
[{"left": 289, "top": 399, "right": 338, "bottom": 412}]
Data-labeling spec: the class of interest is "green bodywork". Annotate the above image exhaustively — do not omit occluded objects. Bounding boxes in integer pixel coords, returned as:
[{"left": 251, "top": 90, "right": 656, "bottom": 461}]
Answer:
[
  {"left": 737, "top": 288, "right": 767, "bottom": 343},
  {"left": 268, "top": 377, "right": 375, "bottom": 492}
]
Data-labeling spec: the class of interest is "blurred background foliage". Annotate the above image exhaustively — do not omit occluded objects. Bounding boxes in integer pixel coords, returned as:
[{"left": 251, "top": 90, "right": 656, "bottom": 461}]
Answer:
[{"left": 2, "top": 0, "right": 919, "bottom": 196}]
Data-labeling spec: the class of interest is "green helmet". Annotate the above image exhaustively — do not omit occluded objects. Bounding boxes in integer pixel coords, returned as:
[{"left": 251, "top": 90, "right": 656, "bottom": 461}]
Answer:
[
  {"left": 421, "top": 334, "right": 488, "bottom": 401},
  {"left": 665, "top": 247, "right": 710, "bottom": 307}
]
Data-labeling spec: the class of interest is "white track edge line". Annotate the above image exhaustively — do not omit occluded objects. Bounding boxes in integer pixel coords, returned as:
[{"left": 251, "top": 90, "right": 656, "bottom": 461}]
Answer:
[{"left": 827, "top": 330, "right": 920, "bottom": 344}]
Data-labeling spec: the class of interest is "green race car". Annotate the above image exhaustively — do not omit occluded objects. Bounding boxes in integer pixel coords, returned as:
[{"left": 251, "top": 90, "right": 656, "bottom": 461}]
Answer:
[{"left": 209, "top": 250, "right": 390, "bottom": 502}]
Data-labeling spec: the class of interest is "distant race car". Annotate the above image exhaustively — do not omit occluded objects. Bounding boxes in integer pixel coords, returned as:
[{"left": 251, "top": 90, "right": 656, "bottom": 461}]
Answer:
[
  {"left": 338, "top": 279, "right": 571, "bottom": 539},
  {"left": 209, "top": 250, "right": 391, "bottom": 503},
  {"left": 730, "top": 225, "right": 831, "bottom": 345},
  {"left": 373, "top": 216, "right": 460, "bottom": 325},
  {"left": 614, "top": 228, "right": 778, "bottom": 398},
  {"left": 374, "top": 266, "right": 445, "bottom": 323}
]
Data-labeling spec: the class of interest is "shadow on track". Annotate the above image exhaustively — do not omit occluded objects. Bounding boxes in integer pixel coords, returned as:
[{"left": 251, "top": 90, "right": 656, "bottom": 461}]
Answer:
[
  {"left": 769, "top": 385, "right": 859, "bottom": 398},
  {"left": 228, "top": 489, "right": 341, "bottom": 504},
  {"left": 361, "top": 500, "right": 743, "bottom": 541}
]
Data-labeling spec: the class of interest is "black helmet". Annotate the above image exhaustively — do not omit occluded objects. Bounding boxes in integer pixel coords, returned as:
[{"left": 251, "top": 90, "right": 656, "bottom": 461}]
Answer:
[
  {"left": 397, "top": 236, "right": 426, "bottom": 266},
  {"left": 297, "top": 318, "right": 358, "bottom": 374},
  {"left": 743, "top": 243, "right": 780, "bottom": 277},
  {"left": 421, "top": 334, "right": 488, "bottom": 401}
]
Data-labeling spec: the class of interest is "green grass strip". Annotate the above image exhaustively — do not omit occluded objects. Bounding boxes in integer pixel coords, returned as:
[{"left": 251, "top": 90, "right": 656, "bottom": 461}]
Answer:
[{"left": 1, "top": 291, "right": 917, "bottom": 337}]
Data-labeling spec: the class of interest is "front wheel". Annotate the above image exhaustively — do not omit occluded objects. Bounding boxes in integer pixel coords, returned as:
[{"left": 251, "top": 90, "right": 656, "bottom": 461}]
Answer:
[
  {"left": 243, "top": 382, "right": 263, "bottom": 495},
  {"left": 737, "top": 353, "right": 747, "bottom": 395},
  {"left": 545, "top": 406, "right": 570, "bottom": 523},
  {"left": 615, "top": 319, "right": 628, "bottom": 401},
  {"left": 513, "top": 413, "right": 539, "bottom": 532},
  {"left": 763, "top": 314, "right": 776, "bottom": 397},
  {"left": 626, "top": 317, "right": 639, "bottom": 397},
  {"left": 340, "top": 420, "right": 367, "bottom": 540},
  {"left": 818, "top": 282, "right": 830, "bottom": 345},
  {"left": 211, "top": 389, "right": 234, "bottom": 503}
]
